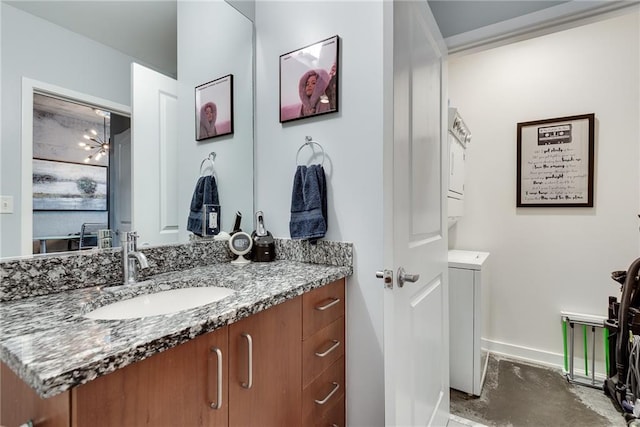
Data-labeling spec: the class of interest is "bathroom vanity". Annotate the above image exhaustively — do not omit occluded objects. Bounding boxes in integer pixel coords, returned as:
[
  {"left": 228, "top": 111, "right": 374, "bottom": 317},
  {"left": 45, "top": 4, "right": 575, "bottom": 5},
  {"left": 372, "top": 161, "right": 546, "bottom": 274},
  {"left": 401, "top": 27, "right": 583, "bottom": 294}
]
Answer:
[{"left": 0, "top": 239, "right": 351, "bottom": 427}]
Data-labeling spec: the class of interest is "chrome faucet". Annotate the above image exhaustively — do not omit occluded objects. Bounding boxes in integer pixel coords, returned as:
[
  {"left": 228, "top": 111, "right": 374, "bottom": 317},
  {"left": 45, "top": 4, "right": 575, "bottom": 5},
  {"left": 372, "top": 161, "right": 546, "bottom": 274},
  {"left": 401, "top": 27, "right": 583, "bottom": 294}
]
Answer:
[{"left": 122, "top": 231, "right": 149, "bottom": 285}]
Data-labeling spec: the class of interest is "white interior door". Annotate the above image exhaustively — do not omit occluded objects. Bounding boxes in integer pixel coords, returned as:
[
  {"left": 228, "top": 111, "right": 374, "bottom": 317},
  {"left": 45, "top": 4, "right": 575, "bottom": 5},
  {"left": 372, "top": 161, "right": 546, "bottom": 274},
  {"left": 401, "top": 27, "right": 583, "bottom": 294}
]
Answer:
[
  {"left": 383, "top": 2, "right": 449, "bottom": 426},
  {"left": 131, "top": 63, "right": 179, "bottom": 246},
  {"left": 110, "top": 128, "right": 132, "bottom": 247}
]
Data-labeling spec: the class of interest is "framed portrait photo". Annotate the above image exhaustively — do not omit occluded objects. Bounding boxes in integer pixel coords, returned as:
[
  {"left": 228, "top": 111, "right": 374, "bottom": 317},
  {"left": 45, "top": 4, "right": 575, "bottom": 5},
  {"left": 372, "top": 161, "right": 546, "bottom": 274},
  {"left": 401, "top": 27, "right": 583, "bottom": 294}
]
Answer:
[
  {"left": 517, "top": 113, "right": 595, "bottom": 207},
  {"left": 279, "top": 35, "right": 339, "bottom": 123},
  {"left": 195, "top": 74, "right": 234, "bottom": 141}
]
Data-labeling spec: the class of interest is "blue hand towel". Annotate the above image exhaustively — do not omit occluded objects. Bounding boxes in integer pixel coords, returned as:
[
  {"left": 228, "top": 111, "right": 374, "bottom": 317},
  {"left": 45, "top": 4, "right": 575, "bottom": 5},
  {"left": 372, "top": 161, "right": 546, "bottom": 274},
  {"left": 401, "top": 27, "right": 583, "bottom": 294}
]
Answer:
[
  {"left": 289, "top": 164, "right": 327, "bottom": 241},
  {"left": 187, "top": 175, "right": 219, "bottom": 236}
]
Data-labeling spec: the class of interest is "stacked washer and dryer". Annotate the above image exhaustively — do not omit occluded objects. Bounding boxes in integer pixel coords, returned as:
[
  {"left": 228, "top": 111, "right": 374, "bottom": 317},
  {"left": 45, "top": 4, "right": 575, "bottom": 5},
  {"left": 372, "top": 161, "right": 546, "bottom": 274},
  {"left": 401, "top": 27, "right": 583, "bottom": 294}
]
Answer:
[{"left": 447, "top": 107, "right": 491, "bottom": 396}]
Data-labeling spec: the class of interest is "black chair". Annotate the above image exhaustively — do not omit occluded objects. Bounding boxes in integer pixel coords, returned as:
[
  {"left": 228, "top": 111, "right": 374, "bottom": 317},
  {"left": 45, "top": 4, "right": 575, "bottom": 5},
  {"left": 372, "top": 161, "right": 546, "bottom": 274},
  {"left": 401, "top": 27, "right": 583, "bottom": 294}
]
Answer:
[{"left": 79, "top": 223, "right": 108, "bottom": 249}]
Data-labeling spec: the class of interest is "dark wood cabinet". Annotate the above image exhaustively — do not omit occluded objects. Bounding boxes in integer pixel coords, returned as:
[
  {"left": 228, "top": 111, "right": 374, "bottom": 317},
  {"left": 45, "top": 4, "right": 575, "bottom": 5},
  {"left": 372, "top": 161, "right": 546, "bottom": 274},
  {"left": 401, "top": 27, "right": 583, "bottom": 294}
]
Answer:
[
  {"left": 302, "top": 279, "right": 346, "bottom": 427},
  {"left": 72, "top": 326, "right": 229, "bottom": 427},
  {"left": 0, "top": 363, "right": 70, "bottom": 427},
  {"left": 229, "top": 297, "right": 302, "bottom": 426},
  {"left": 1, "top": 278, "right": 346, "bottom": 427}
]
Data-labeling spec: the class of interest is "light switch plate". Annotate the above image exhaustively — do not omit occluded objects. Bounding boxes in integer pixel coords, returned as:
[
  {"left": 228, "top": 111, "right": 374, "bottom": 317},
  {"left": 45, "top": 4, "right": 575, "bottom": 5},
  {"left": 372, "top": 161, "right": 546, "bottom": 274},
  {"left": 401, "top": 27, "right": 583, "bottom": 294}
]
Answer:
[{"left": 0, "top": 195, "right": 14, "bottom": 214}]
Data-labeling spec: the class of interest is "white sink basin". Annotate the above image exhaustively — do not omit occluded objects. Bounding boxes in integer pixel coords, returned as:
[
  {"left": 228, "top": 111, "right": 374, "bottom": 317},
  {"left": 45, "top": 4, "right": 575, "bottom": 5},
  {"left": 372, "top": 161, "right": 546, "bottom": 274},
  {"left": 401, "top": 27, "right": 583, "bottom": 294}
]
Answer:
[{"left": 84, "top": 287, "right": 235, "bottom": 320}]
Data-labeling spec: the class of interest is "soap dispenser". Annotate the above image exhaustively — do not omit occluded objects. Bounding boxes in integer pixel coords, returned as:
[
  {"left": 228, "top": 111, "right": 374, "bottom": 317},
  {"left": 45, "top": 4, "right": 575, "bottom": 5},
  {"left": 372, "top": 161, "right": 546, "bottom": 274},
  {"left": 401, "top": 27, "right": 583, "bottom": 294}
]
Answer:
[{"left": 251, "top": 211, "right": 275, "bottom": 262}]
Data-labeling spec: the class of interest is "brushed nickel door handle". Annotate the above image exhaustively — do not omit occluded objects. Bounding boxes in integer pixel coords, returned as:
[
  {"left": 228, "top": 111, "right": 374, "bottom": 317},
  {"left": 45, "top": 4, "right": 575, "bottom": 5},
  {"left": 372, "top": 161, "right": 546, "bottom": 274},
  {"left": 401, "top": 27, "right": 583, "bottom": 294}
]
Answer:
[
  {"left": 315, "top": 382, "right": 340, "bottom": 405},
  {"left": 315, "top": 297, "right": 340, "bottom": 311},
  {"left": 315, "top": 340, "right": 340, "bottom": 358},
  {"left": 241, "top": 333, "right": 253, "bottom": 389},
  {"left": 397, "top": 267, "right": 419, "bottom": 287},
  {"left": 208, "top": 347, "right": 223, "bottom": 409}
]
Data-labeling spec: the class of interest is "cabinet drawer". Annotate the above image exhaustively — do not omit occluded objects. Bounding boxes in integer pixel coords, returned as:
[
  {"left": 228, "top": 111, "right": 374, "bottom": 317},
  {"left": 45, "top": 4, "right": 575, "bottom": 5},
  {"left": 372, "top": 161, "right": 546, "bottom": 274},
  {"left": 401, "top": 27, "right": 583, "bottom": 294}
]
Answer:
[
  {"left": 304, "top": 395, "right": 345, "bottom": 427},
  {"left": 303, "top": 279, "right": 345, "bottom": 339},
  {"left": 303, "top": 316, "right": 345, "bottom": 388},
  {"left": 319, "top": 395, "right": 346, "bottom": 427},
  {"left": 303, "top": 357, "right": 345, "bottom": 426}
]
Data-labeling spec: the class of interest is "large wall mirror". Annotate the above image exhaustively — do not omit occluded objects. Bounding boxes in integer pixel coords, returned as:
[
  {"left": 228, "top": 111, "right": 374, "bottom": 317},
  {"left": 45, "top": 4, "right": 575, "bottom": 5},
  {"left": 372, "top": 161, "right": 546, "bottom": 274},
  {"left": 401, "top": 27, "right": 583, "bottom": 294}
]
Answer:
[
  {"left": 0, "top": 0, "right": 255, "bottom": 258},
  {"left": 31, "top": 92, "right": 129, "bottom": 253}
]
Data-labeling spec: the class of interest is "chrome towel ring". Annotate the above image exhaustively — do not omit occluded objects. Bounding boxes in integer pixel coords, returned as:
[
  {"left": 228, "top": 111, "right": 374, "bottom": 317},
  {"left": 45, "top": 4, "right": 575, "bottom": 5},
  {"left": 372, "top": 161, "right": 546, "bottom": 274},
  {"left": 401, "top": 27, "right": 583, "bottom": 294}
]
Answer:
[
  {"left": 199, "top": 152, "right": 216, "bottom": 176},
  {"left": 296, "top": 136, "right": 325, "bottom": 167}
]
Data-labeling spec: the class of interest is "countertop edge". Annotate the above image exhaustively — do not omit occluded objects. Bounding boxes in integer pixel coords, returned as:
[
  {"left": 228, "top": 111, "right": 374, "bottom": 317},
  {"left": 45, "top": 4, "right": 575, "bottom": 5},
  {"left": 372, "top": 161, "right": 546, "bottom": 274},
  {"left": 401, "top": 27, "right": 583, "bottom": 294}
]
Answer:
[{"left": 5, "top": 266, "right": 352, "bottom": 399}]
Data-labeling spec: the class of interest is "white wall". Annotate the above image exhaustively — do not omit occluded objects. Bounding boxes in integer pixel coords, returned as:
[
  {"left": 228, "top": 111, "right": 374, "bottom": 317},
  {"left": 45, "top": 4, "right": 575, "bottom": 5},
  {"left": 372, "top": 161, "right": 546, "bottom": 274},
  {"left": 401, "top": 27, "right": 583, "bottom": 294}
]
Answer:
[
  {"left": 254, "top": 2, "right": 385, "bottom": 425},
  {"left": 448, "top": 11, "right": 640, "bottom": 369},
  {"left": 177, "top": 1, "right": 254, "bottom": 237},
  {"left": 0, "top": 3, "right": 135, "bottom": 257}
]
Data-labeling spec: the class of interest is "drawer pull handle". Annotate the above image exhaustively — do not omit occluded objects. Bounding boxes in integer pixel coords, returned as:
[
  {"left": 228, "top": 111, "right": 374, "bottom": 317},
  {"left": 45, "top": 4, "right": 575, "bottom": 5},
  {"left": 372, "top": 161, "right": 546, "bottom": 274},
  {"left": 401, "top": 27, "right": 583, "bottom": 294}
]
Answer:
[
  {"left": 241, "top": 333, "right": 253, "bottom": 389},
  {"left": 331, "top": 425, "right": 339, "bottom": 427},
  {"left": 315, "top": 381, "right": 340, "bottom": 405},
  {"left": 208, "top": 347, "right": 223, "bottom": 409},
  {"left": 315, "top": 340, "right": 340, "bottom": 357},
  {"left": 315, "top": 298, "right": 341, "bottom": 311}
]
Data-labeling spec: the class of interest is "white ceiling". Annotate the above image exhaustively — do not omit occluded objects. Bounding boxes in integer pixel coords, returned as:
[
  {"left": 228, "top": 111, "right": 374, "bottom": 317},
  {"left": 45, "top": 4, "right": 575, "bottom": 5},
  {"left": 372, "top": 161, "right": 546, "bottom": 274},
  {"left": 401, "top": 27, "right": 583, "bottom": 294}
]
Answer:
[
  {"left": 429, "top": 0, "right": 569, "bottom": 38},
  {"left": 430, "top": 0, "right": 638, "bottom": 53}
]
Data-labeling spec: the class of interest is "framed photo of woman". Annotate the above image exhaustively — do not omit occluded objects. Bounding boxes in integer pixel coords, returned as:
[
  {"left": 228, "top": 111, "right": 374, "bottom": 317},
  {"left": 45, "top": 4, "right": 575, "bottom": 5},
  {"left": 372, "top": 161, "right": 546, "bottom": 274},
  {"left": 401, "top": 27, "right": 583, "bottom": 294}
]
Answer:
[
  {"left": 195, "top": 74, "right": 234, "bottom": 141},
  {"left": 279, "top": 35, "right": 339, "bottom": 123}
]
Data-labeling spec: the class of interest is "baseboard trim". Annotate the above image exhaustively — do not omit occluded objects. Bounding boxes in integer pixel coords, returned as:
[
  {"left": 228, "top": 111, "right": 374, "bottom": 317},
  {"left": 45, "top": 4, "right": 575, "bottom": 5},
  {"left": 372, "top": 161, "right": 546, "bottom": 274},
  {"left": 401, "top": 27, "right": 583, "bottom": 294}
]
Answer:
[
  {"left": 449, "top": 414, "right": 488, "bottom": 427},
  {"left": 482, "top": 338, "right": 563, "bottom": 368},
  {"left": 481, "top": 338, "right": 607, "bottom": 380}
]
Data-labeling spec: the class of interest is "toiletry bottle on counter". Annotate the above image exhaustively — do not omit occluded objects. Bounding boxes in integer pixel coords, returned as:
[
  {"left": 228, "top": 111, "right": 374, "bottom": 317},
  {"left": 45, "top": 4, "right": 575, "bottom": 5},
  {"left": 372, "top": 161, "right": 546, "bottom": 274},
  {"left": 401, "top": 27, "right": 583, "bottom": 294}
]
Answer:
[
  {"left": 251, "top": 211, "right": 275, "bottom": 262},
  {"left": 230, "top": 211, "right": 243, "bottom": 235}
]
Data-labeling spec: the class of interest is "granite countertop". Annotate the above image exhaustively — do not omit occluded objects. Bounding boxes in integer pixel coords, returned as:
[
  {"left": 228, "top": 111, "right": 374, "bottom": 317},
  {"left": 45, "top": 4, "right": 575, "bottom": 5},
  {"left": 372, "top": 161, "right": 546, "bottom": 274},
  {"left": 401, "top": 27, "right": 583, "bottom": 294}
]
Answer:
[{"left": 0, "top": 260, "right": 352, "bottom": 399}]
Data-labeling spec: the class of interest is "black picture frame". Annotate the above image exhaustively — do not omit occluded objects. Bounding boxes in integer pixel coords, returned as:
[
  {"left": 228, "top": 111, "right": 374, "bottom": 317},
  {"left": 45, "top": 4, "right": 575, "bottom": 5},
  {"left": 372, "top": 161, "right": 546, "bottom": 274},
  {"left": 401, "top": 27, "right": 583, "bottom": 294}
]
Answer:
[
  {"left": 279, "top": 35, "right": 339, "bottom": 123},
  {"left": 32, "top": 158, "right": 108, "bottom": 211},
  {"left": 516, "top": 113, "right": 595, "bottom": 207},
  {"left": 195, "top": 74, "right": 234, "bottom": 141}
]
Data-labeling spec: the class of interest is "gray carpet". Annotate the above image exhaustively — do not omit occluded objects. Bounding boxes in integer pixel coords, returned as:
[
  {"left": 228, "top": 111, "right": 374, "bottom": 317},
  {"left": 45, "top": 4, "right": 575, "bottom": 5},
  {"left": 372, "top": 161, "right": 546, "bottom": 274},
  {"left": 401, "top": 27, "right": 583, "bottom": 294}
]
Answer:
[{"left": 450, "top": 354, "right": 626, "bottom": 427}]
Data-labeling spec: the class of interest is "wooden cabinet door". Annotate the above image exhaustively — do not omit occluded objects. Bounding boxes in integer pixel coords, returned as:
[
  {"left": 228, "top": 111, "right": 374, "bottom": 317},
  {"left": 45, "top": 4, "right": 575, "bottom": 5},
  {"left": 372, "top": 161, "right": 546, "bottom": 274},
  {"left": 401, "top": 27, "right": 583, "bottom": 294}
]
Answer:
[
  {"left": 1, "top": 362, "right": 70, "bottom": 427},
  {"left": 72, "top": 327, "right": 228, "bottom": 427},
  {"left": 229, "top": 298, "right": 302, "bottom": 426}
]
